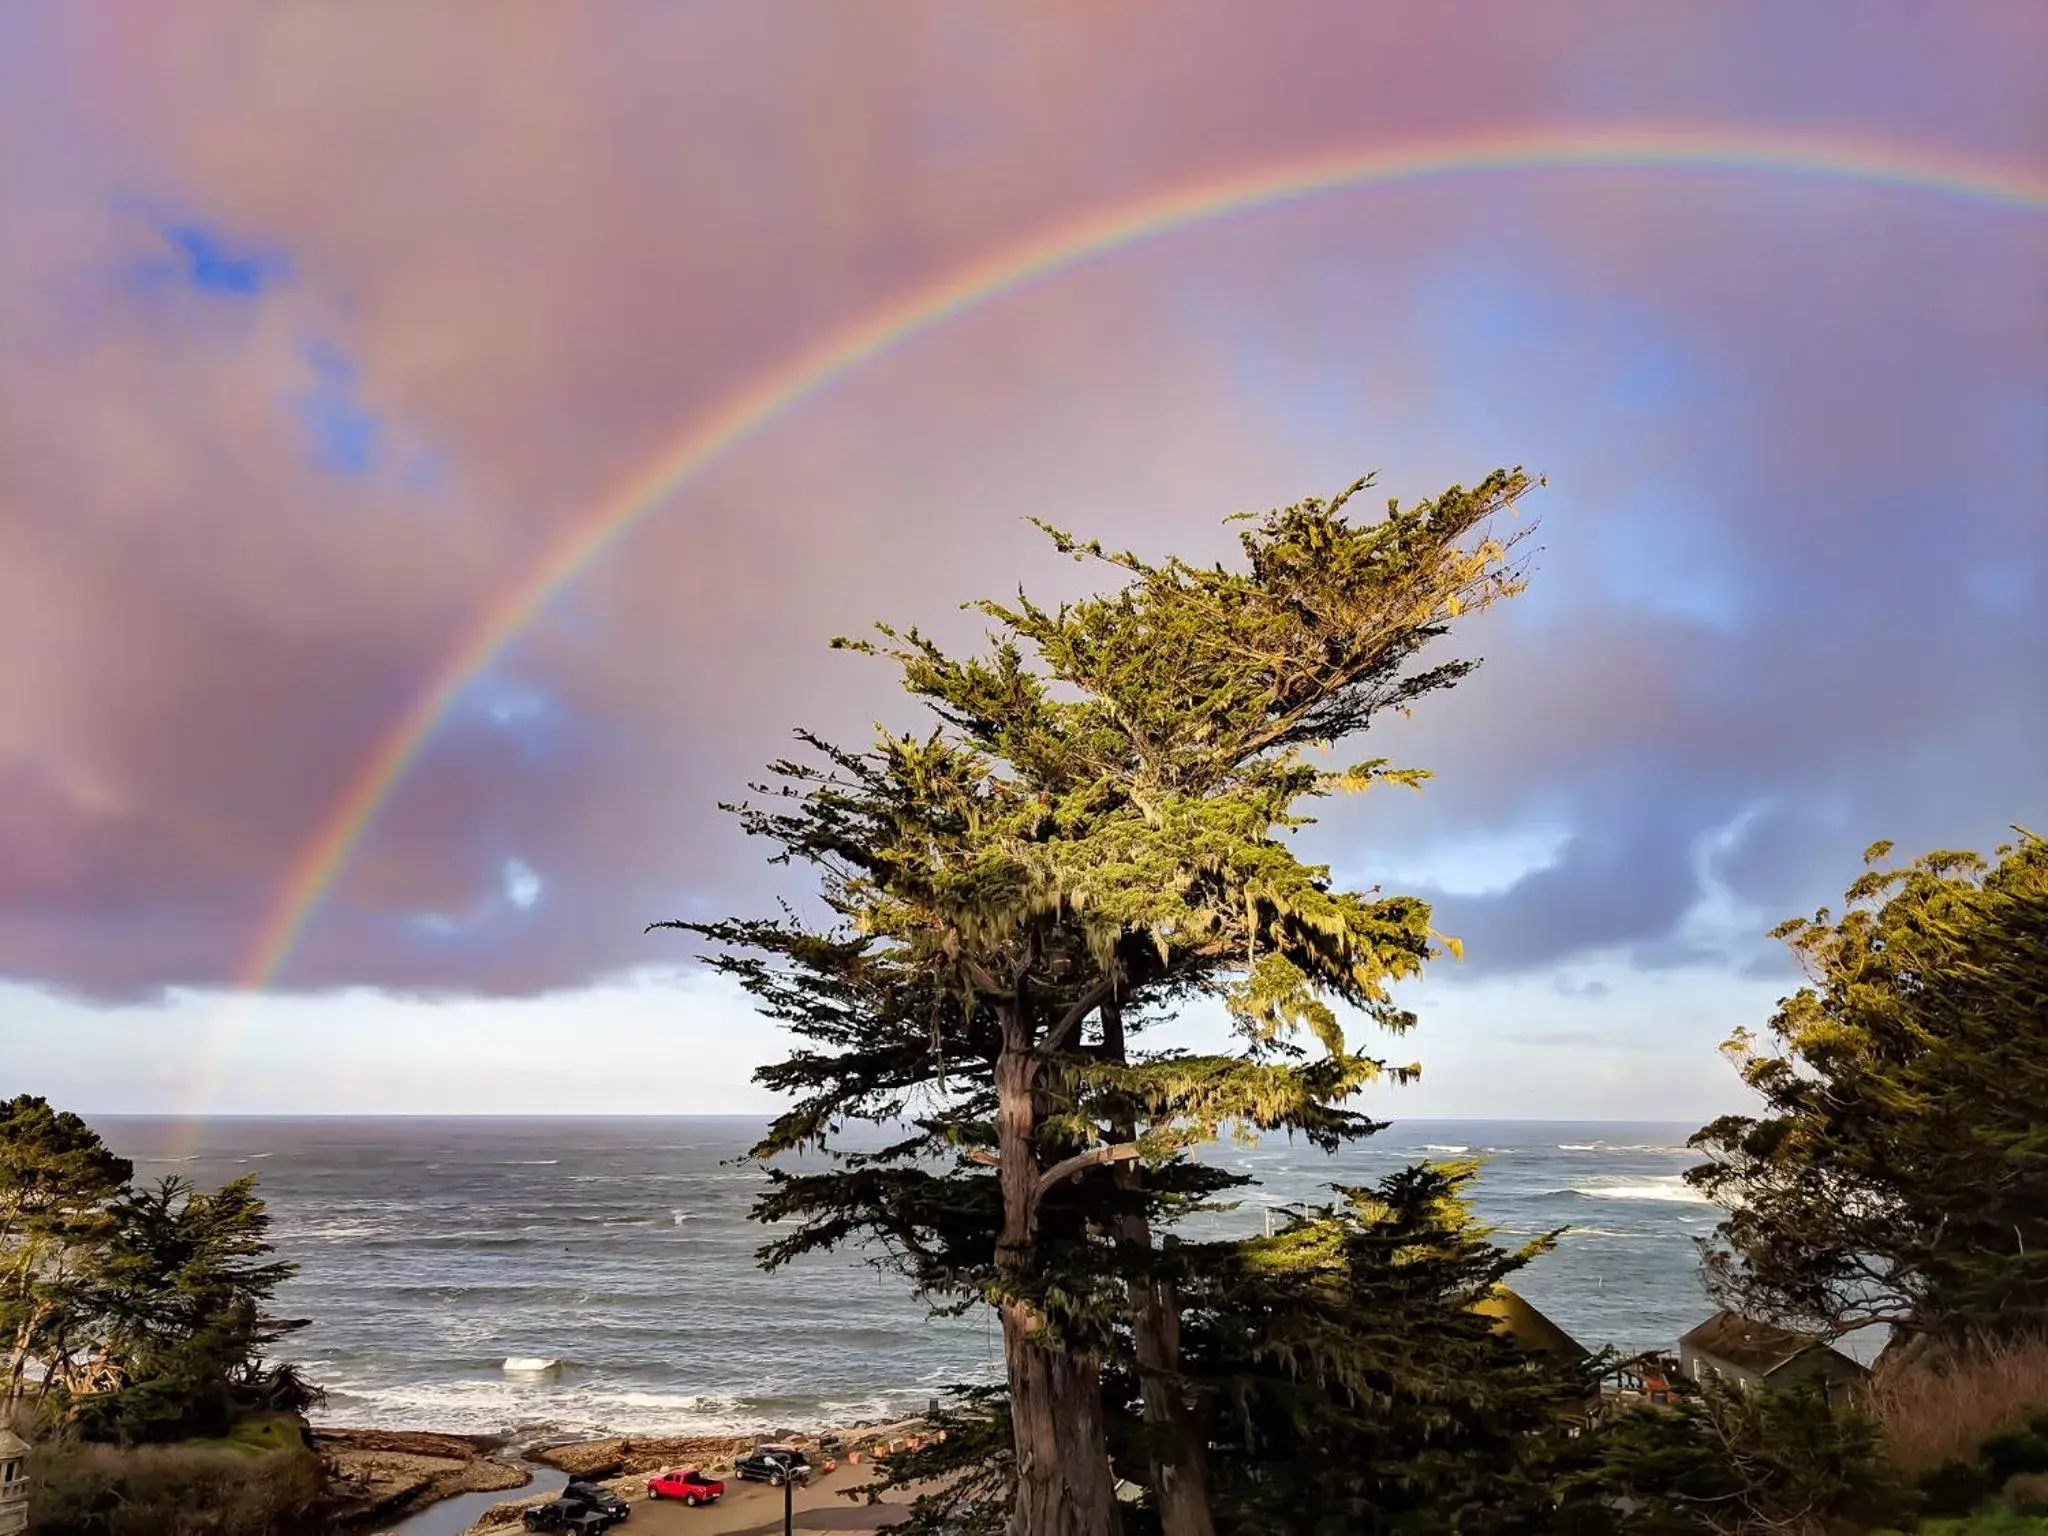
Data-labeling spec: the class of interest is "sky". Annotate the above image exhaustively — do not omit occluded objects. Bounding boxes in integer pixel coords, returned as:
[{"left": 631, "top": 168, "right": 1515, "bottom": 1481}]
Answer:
[{"left": 2, "top": 2, "right": 2044, "bottom": 1121}]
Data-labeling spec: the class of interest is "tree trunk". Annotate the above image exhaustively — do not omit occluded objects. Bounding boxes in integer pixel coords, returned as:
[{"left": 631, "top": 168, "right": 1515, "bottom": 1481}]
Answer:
[
  {"left": 1101, "top": 1002, "right": 1217, "bottom": 1536},
  {"left": 996, "top": 1002, "right": 1121, "bottom": 1536}
]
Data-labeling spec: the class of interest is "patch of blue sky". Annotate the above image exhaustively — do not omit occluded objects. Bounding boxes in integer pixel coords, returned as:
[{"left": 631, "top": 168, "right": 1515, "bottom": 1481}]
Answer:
[
  {"left": 294, "top": 342, "right": 382, "bottom": 479},
  {"left": 465, "top": 675, "right": 554, "bottom": 730},
  {"left": 1590, "top": 495, "right": 1748, "bottom": 633},
  {"left": 450, "top": 673, "right": 588, "bottom": 775},
  {"left": 121, "top": 216, "right": 291, "bottom": 300},
  {"left": 406, "top": 855, "right": 544, "bottom": 937},
  {"left": 1409, "top": 255, "right": 1742, "bottom": 629},
  {"left": 1341, "top": 820, "right": 1573, "bottom": 901},
  {"left": 502, "top": 858, "right": 543, "bottom": 910}
]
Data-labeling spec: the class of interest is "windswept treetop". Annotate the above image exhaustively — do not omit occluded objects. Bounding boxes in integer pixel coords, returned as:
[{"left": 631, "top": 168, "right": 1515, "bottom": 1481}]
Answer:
[
  {"left": 1690, "top": 829, "right": 2048, "bottom": 1342},
  {"left": 797, "top": 466, "right": 1537, "bottom": 1015}
]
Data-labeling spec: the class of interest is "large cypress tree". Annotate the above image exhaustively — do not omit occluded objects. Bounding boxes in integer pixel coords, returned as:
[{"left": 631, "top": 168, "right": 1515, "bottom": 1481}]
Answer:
[
  {"left": 656, "top": 470, "right": 1538, "bottom": 1536},
  {"left": 1688, "top": 831, "right": 2048, "bottom": 1348}
]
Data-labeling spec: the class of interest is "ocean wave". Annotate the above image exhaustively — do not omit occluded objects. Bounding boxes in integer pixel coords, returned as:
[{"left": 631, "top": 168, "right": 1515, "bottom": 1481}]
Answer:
[
  {"left": 1565, "top": 1177, "right": 1711, "bottom": 1205},
  {"left": 310, "top": 1379, "right": 959, "bottom": 1439},
  {"left": 503, "top": 1160, "right": 561, "bottom": 1166},
  {"left": 502, "top": 1357, "right": 565, "bottom": 1374},
  {"left": 1421, "top": 1144, "right": 1469, "bottom": 1154}
]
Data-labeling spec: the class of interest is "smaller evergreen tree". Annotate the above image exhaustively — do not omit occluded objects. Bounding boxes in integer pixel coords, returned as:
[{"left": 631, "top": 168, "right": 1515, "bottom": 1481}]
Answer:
[
  {"left": 68, "top": 1174, "right": 315, "bottom": 1443},
  {"left": 0, "top": 1095, "right": 132, "bottom": 1411},
  {"left": 861, "top": 1163, "right": 1609, "bottom": 1536},
  {"left": 1688, "top": 831, "right": 2048, "bottom": 1345},
  {"left": 1159, "top": 1163, "right": 1606, "bottom": 1535},
  {"left": 1584, "top": 1375, "right": 1895, "bottom": 1534}
]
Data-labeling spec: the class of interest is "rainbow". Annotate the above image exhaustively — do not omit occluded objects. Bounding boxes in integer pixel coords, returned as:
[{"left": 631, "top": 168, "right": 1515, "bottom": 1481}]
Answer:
[{"left": 228, "top": 124, "right": 2045, "bottom": 1042}]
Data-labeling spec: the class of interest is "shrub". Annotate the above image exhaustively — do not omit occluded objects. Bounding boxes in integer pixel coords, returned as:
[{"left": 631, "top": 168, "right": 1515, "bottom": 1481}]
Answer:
[
  {"left": 25, "top": 1438, "right": 325, "bottom": 1536},
  {"left": 1920, "top": 1458, "right": 1997, "bottom": 1518},
  {"left": 1983, "top": 1431, "right": 2048, "bottom": 1486}
]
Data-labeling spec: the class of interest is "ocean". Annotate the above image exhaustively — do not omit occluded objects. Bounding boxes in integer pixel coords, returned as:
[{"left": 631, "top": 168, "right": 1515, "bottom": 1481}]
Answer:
[{"left": 94, "top": 1117, "right": 1722, "bottom": 1442}]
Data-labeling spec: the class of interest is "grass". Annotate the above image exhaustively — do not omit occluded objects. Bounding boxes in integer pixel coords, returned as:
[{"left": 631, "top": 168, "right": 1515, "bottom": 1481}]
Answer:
[
  {"left": 175, "top": 1413, "right": 307, "bottom": 1459},
  {"left": 25, "top": 1418, "right": 325, "bottom": 1535},
  {"left": 1869, "top": 1334, "right": 2048, "bottom": 1476}
]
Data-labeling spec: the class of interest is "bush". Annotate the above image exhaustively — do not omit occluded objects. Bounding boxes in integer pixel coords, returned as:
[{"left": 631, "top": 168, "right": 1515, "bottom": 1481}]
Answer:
[
  {"left": 1921, "top": 1458, "right": 1998, "bottom": 1518},
  {"left": 1983, "top": 1431, "right": 2048, "bottom": 1486},
  {"left": 25, "top": 1438, "right": 325, "bottom": 1536}
]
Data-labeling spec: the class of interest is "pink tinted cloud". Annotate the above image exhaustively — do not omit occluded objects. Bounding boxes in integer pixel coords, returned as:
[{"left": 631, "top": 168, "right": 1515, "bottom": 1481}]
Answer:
[{"left": 1, "top": 1, "right": 2042, "bottom": 999}]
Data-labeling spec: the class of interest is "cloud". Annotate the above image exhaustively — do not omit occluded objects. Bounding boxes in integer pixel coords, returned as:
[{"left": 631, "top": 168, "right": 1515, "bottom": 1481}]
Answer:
[
  {"left": 0, "top": 0, "right": 2042, "bottom": 1019},
  {"left": 294, "top": 343, "right": 381, "bottom": 477}
]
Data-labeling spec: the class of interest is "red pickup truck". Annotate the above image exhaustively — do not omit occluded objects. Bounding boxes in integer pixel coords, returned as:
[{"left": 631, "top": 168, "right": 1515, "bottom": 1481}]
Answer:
[{"left": 645, "top": 1467, "right": 724, "bottom": 1507}]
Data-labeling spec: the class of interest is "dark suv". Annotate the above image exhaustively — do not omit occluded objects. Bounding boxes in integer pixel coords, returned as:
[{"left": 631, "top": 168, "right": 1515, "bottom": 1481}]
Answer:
[{"left": 562, "top": 1481, "right": 632, "bottom": 1523}]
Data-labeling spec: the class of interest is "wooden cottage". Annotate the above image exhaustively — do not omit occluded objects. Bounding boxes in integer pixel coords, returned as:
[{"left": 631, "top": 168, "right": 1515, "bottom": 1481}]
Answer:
[{"left": 1677, "top": 1310, "right": 1868, "bottom": 1397}]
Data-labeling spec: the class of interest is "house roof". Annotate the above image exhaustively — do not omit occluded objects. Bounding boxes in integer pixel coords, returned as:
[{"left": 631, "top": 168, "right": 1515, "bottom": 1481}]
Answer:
[
  {"left": 0, "top": 1427, "right": 26, "bottom": 1457},
  {"left": 1679, "top": 1309, "right": 1865, "bottom": 1377},
  {"left": 1475, "top": 1285, "right": 1589, "bottom": 1361}
]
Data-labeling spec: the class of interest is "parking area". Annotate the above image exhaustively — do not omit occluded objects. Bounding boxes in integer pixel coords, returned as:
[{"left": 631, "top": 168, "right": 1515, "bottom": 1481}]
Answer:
[{"left": 630, "top": 1463, "right": 934, "bottom": 1535}]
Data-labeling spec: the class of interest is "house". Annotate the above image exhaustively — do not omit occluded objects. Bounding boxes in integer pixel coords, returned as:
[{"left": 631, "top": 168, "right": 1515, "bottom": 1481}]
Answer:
[
  {"left": 0, "top": 1427, "right": 28, "bottom": 1536},
  {"left": 1475, "top": 1285, "right": 1589, "bottom": 1363},
  {"left": 1677, "top": 1309, "right": 1868, "bottom": 1398}
]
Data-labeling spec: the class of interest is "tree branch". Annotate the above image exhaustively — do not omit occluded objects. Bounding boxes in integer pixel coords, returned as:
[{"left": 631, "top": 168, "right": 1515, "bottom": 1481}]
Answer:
[
  {"left": 1033, "top": 1142, "right": 1141, "bottom": 1204},
  {"left": 1037, "top": 978, "right": 1114, "bottom": 1056}
]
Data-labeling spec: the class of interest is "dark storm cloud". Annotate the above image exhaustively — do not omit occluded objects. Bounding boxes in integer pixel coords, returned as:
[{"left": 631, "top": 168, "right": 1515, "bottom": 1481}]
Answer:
[{"left": 1, "top": 1, "right": 2042, "bottom": 1002}]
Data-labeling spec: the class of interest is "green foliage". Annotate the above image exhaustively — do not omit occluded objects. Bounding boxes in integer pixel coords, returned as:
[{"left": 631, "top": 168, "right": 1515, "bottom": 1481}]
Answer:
[
  {"left": 1982, "top": 1429, "right": 2048, "bottom": 1486},
  {"left": 1, "top": 1099, "right": 317, "bottom": 1447},
  {"left": 1920, "top": 1458, "right": 1999, "bottom": 1518},
  {"left": 655, "top": 470, "right": 1540, "bottom": 1528},
  {"left": 65, "top": 1176, "right": 316, "bottom": 1444},
  {"left": 1152, "top": 1163, "right": 1606, "bottom": 1535},
  {"left": 1586, "top": 1375, "right": 1896, "bottom": 1534},
  {"left": 1689, "top": 832, "right": 2048, "bottom": 1344},
  {"left": 865, "top": 1164, "right": 1610, "bottom": 1536},
  {"left": 1912, "top": 1417, "right": 2048, "bottom": 1521},
  {"left": 25, "top": 1436, "right": 325, "bottom": 1536},
  {"left": 1, "top": 1096, "right": 133, "bottom": 1407}
]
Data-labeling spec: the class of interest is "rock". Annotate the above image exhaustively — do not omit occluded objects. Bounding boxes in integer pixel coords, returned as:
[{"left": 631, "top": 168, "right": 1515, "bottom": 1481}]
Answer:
[
  {"left": 530, "top": 1433, "right": 753, "bottom": 1479},
  {"left": 314, "top": 1428, "right": 529, "bottom": 1529}
]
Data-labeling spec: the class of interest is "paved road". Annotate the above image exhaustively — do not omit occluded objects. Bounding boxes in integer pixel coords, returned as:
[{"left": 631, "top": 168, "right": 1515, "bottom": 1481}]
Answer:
[{"left": 632, "top": 1464, "right": 934, "bottom": 1535}]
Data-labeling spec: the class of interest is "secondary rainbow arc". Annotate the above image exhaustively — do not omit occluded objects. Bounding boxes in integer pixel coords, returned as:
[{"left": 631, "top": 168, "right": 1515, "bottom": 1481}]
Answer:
[{"left": 200, "top": 124, "right": 2048, "bottom": 1131}]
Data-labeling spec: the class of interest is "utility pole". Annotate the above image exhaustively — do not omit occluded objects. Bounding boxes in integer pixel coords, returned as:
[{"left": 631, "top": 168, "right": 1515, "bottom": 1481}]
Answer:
[{"left": 783, "top": 1467, "right": 794, "bottom": 1536}]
